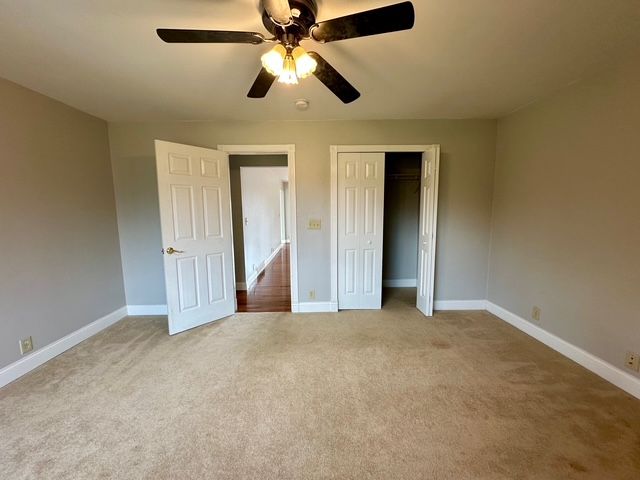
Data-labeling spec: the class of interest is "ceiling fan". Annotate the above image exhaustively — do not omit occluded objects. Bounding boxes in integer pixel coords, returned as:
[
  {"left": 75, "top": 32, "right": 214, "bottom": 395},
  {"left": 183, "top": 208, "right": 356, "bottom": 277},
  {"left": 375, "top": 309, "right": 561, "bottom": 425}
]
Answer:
[{"left": 157, "top": 0, "right": 415, "bottom": 104}]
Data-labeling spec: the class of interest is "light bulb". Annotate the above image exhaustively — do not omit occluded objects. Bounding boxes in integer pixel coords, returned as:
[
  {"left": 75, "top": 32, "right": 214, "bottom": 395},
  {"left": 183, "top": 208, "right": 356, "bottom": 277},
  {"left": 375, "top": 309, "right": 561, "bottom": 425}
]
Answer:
[
  {"left": 278, "top": 54, "right": 299, "bottom": 85},
  {"left": 261, "top": 44, "right": 286, "bottom": 76},
  {"left": 292, "top": 46, "right": 317, "bottom": 79}
]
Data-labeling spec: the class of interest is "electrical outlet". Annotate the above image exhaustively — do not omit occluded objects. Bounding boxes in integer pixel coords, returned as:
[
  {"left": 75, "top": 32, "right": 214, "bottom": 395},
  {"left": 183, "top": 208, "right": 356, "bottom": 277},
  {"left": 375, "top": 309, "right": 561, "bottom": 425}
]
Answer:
[
  {"left": 19, "top": 336, "right": 33, "bottom": 355},
  {"left": 531, "top": 306, "right": 541, "bottom": 322},
  {"left": 309, "top": 290, "right": 316, "bottom": 300},
  {"left": 625, "top": 352, "right": 640, "bottom": 371}
]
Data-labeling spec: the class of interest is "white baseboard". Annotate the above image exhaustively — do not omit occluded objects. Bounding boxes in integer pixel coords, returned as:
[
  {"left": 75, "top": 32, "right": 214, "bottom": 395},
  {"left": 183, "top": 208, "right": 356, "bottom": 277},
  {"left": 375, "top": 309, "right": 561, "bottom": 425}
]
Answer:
[
  {"left": 0, "top": 306, "right": 128, "bottom": 389},
  {"left": 434, "top": 300, "right": 487, "bottom": 310},
  {"left": 246, "top": 244, "right": 284, "bottom": 290},
  {"left": 245, "top": 272, "right": 258, "bottom": 291},
  {"left": 486, "top": 301, "right": 640, "bottom": 400},
  {"left": 236, "top": 282, "right": 247, "bottom": 291},
  {"left": 294, "top": 302, "right": 339, "bottom": 313},
  {"left": 127, "top": 305, "right": 168, "bottom": 316},
  {"left": 383, "top": 278, "right": 417, "bottom": 288}
]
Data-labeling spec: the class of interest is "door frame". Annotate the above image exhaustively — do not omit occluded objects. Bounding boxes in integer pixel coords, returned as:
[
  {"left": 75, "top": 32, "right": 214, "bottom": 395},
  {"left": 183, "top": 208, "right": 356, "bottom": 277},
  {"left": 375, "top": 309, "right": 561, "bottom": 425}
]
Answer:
[
  {"left": 218, "top": 144, "right": 299, "bottom": 311},
  {"left": 330, "top": 144, "right": 440, "bottom": 312}
]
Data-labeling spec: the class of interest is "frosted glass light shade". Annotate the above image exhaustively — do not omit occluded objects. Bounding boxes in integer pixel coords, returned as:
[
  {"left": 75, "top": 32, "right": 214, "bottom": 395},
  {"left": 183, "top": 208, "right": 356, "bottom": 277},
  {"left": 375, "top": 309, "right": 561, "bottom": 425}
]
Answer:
[
  {"left": 278, "top": 54, "right": 299, "bottom": 85},
  {"left": 292, "top": 46, "right": 317, "bottom": 79},
  {"left": 261, "top": 44, "right": 286, "bottom": 76}
]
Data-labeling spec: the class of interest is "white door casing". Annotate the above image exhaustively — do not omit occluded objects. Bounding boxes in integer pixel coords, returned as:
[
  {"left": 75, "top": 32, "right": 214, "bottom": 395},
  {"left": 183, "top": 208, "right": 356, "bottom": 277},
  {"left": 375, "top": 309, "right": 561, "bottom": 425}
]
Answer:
[
  {"left": 337, "top": 152, "right": 385, "bottom": 309},
  {"left": 217, "top": 144, "right": 299, "bottom": 311},
  {"left": 331, "top": 145, "right": 440, "bottom": 316},
  {"left": 416, "top": 148, "right": 440, "bottom": 316},
  {"left": 155, "top": 140, "right": 236, "bottom": 334}
]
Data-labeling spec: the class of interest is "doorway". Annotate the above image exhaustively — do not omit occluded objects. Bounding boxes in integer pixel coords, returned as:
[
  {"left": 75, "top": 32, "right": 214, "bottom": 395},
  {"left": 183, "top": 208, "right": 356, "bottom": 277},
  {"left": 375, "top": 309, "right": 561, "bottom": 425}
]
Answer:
[
  {"left": 382, "top": 152, "right": 422, "bottom": 307},
  {"left": 219, "top": 144, "right": 300, "bottom": 313},
  {"left": 154, "top": 141, "right": 300, "bottom": 335},
  {"left": 330, "top": 145, "right": 440, "bottom": 316},
  {"left": 228, "top": 155, "right": 291, "bottom": 312}
]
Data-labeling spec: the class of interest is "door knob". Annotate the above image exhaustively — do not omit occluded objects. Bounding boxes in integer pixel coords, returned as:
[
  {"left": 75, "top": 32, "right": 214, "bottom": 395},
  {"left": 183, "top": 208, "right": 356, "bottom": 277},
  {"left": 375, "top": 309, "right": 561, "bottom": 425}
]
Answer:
[{"left": 165, "top": 247, "right": 184, "bottom": 255}]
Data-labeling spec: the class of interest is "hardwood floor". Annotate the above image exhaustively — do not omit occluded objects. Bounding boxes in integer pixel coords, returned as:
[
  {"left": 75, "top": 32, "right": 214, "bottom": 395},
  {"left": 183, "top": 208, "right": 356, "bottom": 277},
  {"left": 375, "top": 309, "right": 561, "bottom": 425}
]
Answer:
[{"left": 236, "top": 245, "right": 291, "bottom": 312}]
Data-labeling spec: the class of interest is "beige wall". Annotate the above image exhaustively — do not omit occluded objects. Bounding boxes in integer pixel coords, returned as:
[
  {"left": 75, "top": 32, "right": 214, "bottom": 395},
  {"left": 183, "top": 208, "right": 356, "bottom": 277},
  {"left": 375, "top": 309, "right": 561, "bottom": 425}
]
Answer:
[
  {"left": 488, "top": 58, "right": 640, "bottom": 377},
  {"left": 109, "top": 119, "right": 496, "bottom": 305},
  {"left": 0, "top": 77, "right": 125, "bottom": 369}
]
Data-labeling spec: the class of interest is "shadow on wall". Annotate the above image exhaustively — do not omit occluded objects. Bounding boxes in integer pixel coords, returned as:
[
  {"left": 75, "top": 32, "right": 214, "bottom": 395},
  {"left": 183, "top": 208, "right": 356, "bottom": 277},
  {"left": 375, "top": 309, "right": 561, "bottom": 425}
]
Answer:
[{"left": 113, "top": 155, "right": 166, "bottom": 303}]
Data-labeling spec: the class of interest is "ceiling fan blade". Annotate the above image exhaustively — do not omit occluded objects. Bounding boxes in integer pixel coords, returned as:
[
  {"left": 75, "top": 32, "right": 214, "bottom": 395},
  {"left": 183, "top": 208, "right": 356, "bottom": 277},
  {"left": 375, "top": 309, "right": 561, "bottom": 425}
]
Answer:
[
  {"left": 307, "top": 52, "right": 360, "bottom": 104},
  {"left": 247, "top": 68, "right": 277, "bottom": 98},
  {"left": 263, "top": 0, "right": 293, "bottom": 26},
  {"left": 310, "top": 1, "right": 415, "bottom": 43},
  {"left": 157, "top": 29, "right": 266, "bottom": 44}
]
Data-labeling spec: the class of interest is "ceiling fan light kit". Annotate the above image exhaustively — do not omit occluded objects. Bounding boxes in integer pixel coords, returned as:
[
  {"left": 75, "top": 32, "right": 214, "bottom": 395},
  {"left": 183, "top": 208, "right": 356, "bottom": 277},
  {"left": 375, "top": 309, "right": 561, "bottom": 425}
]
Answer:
[
  {"left": 261, "top": 43, "right": 317, "bottom": 84},
  {"left": 157, "top": 0, "right": 415, "bottom": 103}
]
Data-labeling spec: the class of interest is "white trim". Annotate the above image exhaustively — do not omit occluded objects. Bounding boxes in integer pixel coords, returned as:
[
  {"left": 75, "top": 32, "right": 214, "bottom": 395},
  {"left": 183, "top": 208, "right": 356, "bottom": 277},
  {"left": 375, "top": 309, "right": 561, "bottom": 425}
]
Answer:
[
  {"left": 0, "top": 307, "right": 128, "bottom": 389},
  {"left": 330, "top": 145, "right": 339, "bottom": 311},
  {"left": 245, "top": 243, "right": 284, "bottom": 290},
  {"left": 330, "top": 145, "right": 439, "bottom": 313},
  {"left": 246, "top": 272, "right": 258, "bottom": 290},
  {"left": 218, "top": 144, "right": 299, "bottom": 312},
  {"left": 434, "top": 300, "right": 487, "bottom": 310},
  {"left": 127, "top": 305, "right": 168, "bottom": 316},
  {"left": 236, "top": 282, "right": 247, "bottom": 291},
  {"left": 427, "top": 147, "right": 441, "bottom": 315},
  {"left": 295, "top": 302, "right": 339, "bottom": 313},
  {"left": 383, "top": 278, "right": 417, "bottom": 288},
  {"left": 334, "top": 145, "right": 440, "bottom": 153},
  {"left": 486, "top": 301, "right": 640, "bottom": 400},
  {"left": 217, "top": 145, "right": 292, "bottom": 154}
]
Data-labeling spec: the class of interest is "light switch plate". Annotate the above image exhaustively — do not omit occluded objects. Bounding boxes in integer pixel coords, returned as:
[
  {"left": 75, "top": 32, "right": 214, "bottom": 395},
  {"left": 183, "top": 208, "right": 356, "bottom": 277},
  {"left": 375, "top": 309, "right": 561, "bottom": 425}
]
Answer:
[{"left": 308, "top": 219, "right": 321, "bottom": 230}]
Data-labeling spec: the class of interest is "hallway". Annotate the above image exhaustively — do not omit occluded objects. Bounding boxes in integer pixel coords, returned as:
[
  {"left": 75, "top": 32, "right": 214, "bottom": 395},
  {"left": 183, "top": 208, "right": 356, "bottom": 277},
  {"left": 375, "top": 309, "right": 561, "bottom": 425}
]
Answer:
[{"left": 236, "top": 245, "right": 291, "bottom": 312}]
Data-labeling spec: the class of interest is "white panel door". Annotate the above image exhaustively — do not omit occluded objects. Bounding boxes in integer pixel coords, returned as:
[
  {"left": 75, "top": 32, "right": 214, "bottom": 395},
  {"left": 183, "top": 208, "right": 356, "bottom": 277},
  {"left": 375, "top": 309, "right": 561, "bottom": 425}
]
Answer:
[
  {"left": 416, "top": 148, "right": 440, "bottom": 316},
  {"left": 338, "top": 152, "right": 385, "bottom": 309},
  {"left": 155, "top": 140, "right": 235, "bottom": 334}
]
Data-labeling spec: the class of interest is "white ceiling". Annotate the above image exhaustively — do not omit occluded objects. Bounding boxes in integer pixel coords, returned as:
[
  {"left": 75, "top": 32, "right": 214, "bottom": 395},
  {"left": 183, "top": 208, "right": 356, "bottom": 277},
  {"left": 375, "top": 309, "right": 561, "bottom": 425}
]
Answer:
[{"left": 0, "top": 0, "right": 638, "bottom": 122}]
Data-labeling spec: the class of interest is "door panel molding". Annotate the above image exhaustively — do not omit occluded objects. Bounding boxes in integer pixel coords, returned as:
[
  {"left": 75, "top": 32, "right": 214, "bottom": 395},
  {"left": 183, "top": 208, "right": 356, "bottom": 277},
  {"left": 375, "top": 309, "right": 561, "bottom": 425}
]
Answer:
[
  {"left": 337, "top": 152, "right": 385, "bottom": 309},
  {"left": 155, "top": 140, "right": 236, "bottom": 334}
]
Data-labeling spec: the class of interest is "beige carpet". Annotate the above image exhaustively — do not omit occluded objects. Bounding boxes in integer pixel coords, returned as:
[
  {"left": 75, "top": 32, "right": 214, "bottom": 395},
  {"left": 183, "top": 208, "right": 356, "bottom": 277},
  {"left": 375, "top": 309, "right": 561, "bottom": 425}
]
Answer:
[{"left": 1, "top": 289, "right": 639, "bottom": 479}]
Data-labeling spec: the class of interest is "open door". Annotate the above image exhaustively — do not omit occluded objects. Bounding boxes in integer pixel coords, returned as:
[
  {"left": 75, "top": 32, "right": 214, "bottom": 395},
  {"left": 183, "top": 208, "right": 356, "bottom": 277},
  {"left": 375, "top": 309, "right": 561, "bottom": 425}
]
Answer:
[
  {"left": 416, "top": 147, "right": 440, "bottom": 316},
  {"left": 155, "top": 140, "right": 236, "bottom": 334}
]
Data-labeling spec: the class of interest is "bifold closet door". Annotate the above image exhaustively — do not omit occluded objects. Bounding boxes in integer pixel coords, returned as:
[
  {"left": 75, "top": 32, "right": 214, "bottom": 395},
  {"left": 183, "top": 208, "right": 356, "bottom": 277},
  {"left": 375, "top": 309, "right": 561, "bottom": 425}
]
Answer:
[
  {"left": 416, "top": 148, "right": 440, "bottom": 316},
  {"left": 337, "top": 152, "right": 385, "bottom": 309}
]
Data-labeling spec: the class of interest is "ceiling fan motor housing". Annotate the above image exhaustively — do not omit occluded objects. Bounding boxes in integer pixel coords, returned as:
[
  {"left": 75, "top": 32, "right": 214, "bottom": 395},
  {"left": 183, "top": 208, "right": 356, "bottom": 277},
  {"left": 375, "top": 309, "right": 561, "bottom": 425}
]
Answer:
[{"left": 262, "top": 0, "right": 318, "bottom": 41}]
